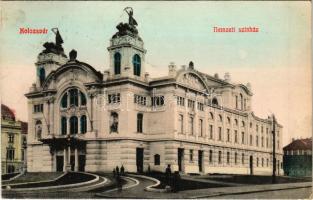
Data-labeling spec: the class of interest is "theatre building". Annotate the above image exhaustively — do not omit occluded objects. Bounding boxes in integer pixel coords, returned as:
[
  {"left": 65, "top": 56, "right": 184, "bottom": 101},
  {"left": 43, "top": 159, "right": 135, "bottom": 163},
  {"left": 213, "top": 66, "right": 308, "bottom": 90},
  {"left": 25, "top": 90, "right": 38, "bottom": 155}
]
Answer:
[{"left": 25, "top": 11, "right": 283, "bottom": 175}]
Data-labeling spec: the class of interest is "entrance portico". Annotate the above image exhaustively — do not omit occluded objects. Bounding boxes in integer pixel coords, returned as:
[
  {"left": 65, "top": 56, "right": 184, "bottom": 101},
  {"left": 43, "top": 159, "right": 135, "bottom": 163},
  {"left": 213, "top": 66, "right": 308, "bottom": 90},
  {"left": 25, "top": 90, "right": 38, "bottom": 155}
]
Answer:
[{"left": 40, "top": 135, "right": 86, "bottom": 172}]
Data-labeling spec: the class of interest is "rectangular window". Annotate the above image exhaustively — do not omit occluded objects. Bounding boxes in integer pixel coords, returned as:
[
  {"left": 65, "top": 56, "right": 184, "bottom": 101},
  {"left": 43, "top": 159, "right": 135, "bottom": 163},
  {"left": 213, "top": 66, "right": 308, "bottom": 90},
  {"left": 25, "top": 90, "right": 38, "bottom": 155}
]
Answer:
[
  {"left": 234, "top": 130, "right": 238, "bottom": 143},
  {"left": 8, "top": 134, "right": 14, "bottom": 143},
  {"left": 177, "top": 96, "right": 185, "bottom": 106},
  {"left": 33, "top": 104, "right": 43, "bottom": 113},
  {"left": 134, "top": 94, "right": 147, "bottom": 106},
  {"left": 178, "top": 114, "right": 184, "bottom": 134},
  {"left": 256, "top": 136, "right": 259, "bottom": 147},
  {"left": 227, "top": 129, "right": 230, "bottom": 142},
  {"left": 188, "top": 100, "right": 195, "bottom": 109},
  {"left": 209, "top": 150, "right": 213, "bottom": 163},
  {"left": 250, "top": 135, "right": 253, "bottom": 146},
  {"left": 227, "top": 152, "right": 230, "bottom": 164},
  {"left": 242, "top": 153, "right": 245, "bottom": 164},
  {"left": 197, "top": 102, "right": 204, "bottom": 111},
  {"left": 152, "top": 96, "right": 165, "bottom": 107},
  {"left": 199, "top": 119, "right": 203, "bottom": 137},
  {"left": 6, "top": 148, "right": 15, "bottom": 160},
  {"left": 189, "top": 116, "right": 194, "bottom": 135},
  {"left": 209, "top": 125, "right": 213, "bottom": 139},
  {"left": 241, "top": 132, "right": 245, "bottom": 144},
  {"left": 218, "top": 151, "right": 222, "bottom": 164},
  {"left": 261, "top": 137, "right": 264, "bottom": 147},
  {"left": 218, "top": 127, "right": 222, "bottom": 141},
  {"left": 189, "top": 149, "right": 193, "bottom": 161},
  {"left": 266, "top": 138, "right": 269, "bottom": 148},
  {"left": 235, "top": 153, "right": 238, "bottom": 164},
  {"left": 108, "top": 93, "right": 121, "bottom": 104}
]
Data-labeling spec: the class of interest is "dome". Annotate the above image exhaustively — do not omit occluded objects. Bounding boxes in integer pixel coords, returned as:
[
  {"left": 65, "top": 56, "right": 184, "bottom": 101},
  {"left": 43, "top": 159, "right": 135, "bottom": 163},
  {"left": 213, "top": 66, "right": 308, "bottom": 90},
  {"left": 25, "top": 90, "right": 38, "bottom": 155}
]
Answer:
[{"left": 1, "top": 104, "right": 16, "bottom": 121}]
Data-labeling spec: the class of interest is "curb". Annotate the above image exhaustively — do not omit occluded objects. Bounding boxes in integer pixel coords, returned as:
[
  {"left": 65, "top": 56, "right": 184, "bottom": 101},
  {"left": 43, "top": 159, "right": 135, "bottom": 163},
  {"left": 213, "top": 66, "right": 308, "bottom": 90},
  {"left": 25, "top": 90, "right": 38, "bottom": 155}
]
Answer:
[
  {"left": 190, "top": 184, "right": 312, "bottom": 198},
  {"left": 2, "top": 172, "right": 99, "bottom": 192},
  {"left": 96, "top": 175, "right": 140, "bottom": 195},
  {"left": 2, "top": 172, "right": 67, "bottom": 187},
  {"left": 127, "top": 174, "right": 167, "bottom": 193}
]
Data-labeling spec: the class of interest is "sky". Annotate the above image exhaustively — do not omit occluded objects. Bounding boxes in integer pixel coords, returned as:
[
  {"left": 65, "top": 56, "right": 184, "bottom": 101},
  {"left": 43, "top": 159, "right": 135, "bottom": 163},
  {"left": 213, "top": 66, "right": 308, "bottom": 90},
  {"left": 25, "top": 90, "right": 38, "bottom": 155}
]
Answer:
[{"left": 0, "top": 1, "right": 311, "bottom": 146}]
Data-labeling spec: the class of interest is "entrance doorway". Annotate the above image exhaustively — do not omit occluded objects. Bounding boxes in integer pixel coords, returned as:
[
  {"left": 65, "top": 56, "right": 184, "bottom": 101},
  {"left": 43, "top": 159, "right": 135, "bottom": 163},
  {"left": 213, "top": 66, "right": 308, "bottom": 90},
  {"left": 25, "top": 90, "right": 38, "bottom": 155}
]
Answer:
[
  {"left": 249, "top": 155, "right": 253, "bottom": 175},
  {"left": 56, "top": 156, "right": 64, "bottom": 172},
  {"left": 136, "top": 148, "right": 144, "bottom": 173},
  {"left": 79, "top": 155, "right": 86, "bottom": 172},
  {"left": 198, "top": 150, "right": 203, "bottom": 173},
  {"left": 178, "top": 148, "right": 184, "bottom": 172}
]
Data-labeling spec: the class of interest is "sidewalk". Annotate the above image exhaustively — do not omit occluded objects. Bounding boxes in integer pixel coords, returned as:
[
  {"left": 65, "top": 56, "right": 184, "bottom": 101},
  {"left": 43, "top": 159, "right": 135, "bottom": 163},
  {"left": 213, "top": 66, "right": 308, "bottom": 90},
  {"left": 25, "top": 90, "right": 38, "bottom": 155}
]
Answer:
[{"left": 96, "top": 175, "right": 312, "bottom": 199}]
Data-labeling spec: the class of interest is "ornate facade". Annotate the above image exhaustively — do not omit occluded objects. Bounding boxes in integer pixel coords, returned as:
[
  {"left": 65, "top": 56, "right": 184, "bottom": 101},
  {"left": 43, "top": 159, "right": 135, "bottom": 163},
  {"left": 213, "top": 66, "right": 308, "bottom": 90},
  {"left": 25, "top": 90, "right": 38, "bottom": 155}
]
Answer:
[{"left": 25, "top": 11, "right": 283, "bottom": 175}]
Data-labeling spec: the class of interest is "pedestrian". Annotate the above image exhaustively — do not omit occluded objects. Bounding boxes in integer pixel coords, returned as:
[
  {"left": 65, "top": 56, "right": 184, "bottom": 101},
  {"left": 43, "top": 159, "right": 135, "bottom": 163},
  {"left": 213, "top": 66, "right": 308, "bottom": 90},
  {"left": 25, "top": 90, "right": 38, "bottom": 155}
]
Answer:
[
  {"left": 165, "top": 164, "right": 172, "bottom": 186},
  {"left": 116, "top": 166, "right": 120, "bottom": 176},
  {"left": 121, "top": 165, "right": 125, "bottom": 175},
  {"left": 113, "top": 168, "right": 116, "bottom": 177}
]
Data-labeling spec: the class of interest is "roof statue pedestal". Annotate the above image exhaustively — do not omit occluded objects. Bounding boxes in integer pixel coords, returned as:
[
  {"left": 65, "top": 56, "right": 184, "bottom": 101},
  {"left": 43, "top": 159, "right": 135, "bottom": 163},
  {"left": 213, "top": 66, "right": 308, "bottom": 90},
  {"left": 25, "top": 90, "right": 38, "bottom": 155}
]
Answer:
[{"left": 112, "top": 7, "right": 142, "bottom": 41}]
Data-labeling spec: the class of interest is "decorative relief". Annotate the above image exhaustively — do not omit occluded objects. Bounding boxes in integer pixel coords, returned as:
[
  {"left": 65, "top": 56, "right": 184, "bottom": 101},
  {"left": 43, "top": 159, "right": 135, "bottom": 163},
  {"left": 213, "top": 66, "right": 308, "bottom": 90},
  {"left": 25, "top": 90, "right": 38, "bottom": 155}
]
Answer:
[{"left": 178, "top": 73, "right": 206, "bottom": 91}]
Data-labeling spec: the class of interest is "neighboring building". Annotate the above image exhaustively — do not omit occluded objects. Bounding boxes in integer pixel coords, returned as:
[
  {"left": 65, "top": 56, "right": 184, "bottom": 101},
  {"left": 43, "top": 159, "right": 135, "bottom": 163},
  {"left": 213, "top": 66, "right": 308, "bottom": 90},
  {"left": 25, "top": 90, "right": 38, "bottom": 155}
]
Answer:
[
  {"left": 1, "top": 104, "right": 28, "bottom": 174},
  {"left": 283, "top": 138, "right": 312, "bottom": 177},
  {"left": 25, "top": 10, "right": 283, "bottom": 175}
]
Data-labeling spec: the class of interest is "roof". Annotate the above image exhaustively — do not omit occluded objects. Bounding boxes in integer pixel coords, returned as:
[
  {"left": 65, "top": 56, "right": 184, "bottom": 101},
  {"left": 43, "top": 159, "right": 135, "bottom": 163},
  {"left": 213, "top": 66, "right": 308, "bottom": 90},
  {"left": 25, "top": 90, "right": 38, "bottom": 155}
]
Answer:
[
  {"left": 1, "top": 104, "right": 15, "bottom": 121},
  {"left": 283, "top": 138, "right": 312, "bottom": 151}
]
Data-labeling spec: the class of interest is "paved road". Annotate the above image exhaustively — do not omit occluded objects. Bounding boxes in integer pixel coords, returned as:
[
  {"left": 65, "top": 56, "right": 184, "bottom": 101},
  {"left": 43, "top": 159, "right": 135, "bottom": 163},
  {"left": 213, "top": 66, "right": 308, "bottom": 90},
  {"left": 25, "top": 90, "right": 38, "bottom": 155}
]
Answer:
[
  {"left": 212, "top": 187, "right": 312, "bottom": 199},
  {"left": 97, "top": 176, "right": 156, "bottom": 198}
]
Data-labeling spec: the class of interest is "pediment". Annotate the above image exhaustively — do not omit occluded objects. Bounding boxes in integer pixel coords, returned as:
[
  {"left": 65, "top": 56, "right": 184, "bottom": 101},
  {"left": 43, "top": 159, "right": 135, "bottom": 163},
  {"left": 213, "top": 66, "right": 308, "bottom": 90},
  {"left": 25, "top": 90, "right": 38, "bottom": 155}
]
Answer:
[{"left": 177, "top": 72, "right": 207, "bottom": 91}]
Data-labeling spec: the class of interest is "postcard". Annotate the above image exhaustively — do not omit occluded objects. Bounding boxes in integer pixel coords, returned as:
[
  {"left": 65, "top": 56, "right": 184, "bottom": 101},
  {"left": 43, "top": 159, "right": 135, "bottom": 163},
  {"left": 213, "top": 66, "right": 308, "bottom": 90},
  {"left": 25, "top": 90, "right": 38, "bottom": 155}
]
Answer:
[{"left": 0, "top": 1, "right": 312, "bottom": 199}]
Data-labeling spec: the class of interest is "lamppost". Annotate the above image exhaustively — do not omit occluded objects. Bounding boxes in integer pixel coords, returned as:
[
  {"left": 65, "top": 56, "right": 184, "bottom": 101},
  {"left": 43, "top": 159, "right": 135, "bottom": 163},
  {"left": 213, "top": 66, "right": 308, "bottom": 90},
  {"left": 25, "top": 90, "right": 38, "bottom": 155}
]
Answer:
[{"left": 272, "top": 114, "right": 276, "bottom": 184}]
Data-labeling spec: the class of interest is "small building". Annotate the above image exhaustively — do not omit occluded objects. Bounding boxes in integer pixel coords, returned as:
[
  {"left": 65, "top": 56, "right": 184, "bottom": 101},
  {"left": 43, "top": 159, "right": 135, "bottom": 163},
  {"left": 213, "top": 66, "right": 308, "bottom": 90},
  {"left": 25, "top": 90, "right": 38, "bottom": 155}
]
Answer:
[
  {"left": 1, "top": 104, "right": 28, "bottom": 174},
  {"left": 283, "top": 138, "right": 312, "bottom": 177}
]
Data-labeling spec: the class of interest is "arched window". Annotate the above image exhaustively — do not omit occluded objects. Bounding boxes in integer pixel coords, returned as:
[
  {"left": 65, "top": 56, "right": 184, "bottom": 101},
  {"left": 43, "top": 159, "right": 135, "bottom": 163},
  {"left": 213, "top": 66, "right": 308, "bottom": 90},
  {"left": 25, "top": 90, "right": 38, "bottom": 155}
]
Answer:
[
  {"left": 39, "top": 68, "right": 45, "bottom": 86},
  {"left": 154, "top": 154, "right": 160, "bottom": 165},
  {"left": 219, "top": 114, "right": 223, "bottom": 122},
  {"left": 35, "top": 120, "right": 42, "bottom": 139},
  {"left": 234, "top": 119, "right": 238, "bottom": 126},
  {"left": 137, "top": 113, "right": 143, "bottom": 133},
  {"left": 227, "top": 117, "right": 231, "bottom": 124},
  {"left": 70, "top": 116, "right": 78, "bottom": 134},
  {"left": 110, "top": 112, "right": 119, "bottom": 133},
  {"left": 242, "top": 121, "right": 245, "bottom": 127},
  {"left": 209, "top": 112, "right": 214, "bottom": 120},
  {"left": 69, "top": 89, "right": 79, "bottom": 106},
  {"left": 212, "top": 98, "right": 218, "bottom": 106},
  {"left": 81, "top": 92, "right": 86, "bottom": 106},
  {"left": 61, "top": 117, "right": 67, "bottom": 135},
  {"left": 80, "top": 115, "right": 87, "bottom": 134},
  {"left": 133, "top": 54, "right": 141, "bottom": 76},
  {"left": 240, "top": 93, "right": 243, "bottom": 110},
  {"left": 61, "top": 93, "right": 68, "bottom": 108},
  {"left": 114, "top": 52, "right": 121, "bottom": 75}
]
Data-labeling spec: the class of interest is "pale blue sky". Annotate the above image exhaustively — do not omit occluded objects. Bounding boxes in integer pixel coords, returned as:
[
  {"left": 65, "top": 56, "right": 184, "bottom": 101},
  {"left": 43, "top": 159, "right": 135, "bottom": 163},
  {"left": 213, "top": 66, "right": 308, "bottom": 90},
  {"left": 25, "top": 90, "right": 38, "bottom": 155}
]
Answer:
[{"left": 0, "top": 1, "right": 311, "bottom": 145}]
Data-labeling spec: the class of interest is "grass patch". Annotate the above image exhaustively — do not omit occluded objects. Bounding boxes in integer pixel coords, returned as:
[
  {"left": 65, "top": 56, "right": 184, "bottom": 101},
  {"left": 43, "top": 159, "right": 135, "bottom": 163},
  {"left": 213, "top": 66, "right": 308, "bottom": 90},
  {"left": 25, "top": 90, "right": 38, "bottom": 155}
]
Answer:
[
  {"left": 7, "top": 172, "right": 94, "bottom": 189},
  {"left": 3, "top": 172, "right": 63, "bottom": 185}
]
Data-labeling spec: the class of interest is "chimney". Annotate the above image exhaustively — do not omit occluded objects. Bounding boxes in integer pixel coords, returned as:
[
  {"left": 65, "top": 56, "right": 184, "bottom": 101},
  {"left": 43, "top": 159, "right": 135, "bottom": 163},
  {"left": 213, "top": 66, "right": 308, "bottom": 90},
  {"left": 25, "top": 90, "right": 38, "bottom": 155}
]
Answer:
[
  {"left": 168, "top": 62, "right": 177, "bottom": 77},
  {"left": 224, "top": 72, "right": 231, "bottom": 82},
  {"left": 103, "top": 70, "right": 109, "bottom": 81},
  {"left": 214, "top": 73, "right": 219, "bottom": 79},
  {"left": 188, "top": 61, "right": 194, "bottom": 70}
]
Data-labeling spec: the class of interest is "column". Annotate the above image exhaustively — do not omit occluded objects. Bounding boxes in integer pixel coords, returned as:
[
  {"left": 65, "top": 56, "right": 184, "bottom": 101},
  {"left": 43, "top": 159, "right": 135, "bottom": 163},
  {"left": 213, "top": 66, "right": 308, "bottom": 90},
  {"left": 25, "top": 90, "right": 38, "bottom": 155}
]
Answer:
[
  {"left": 50, "top": 101, "right": 54, "bottom": 135},
  {"left": 75, "top": 148, "right": 79, "bottom": 171},
  {"left": 67, "top": 118, "right": 70, "bottom": 135},
  {"left": 68, "top": 145, "right": 71, "bottom": 170},
  {"left": 63, "top": 148, "right": 67, "bottom": 172}
]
